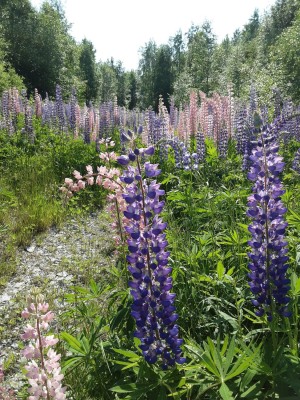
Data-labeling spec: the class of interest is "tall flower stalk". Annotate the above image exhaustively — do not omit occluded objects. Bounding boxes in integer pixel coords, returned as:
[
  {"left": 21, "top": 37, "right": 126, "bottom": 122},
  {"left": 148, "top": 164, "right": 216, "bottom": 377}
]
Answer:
[
  {"left": 62, "top": 138, "right": 129, "bottom": 248},
  {"left": 117, "top": 147, "right": 185, "bottom": 369},
  {"left": 21, "top": 293, "right": 66, "bottom": 400},
  {"left": 247, "top": 132, "right": 291, "bottom": 321}
]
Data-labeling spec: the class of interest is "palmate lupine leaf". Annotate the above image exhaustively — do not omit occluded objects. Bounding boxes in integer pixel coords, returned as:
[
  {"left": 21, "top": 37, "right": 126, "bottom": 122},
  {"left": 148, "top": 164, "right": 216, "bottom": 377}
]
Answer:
[
  {"left": 112, "top": 347, "right": 141, "bottom": 371},
  {"left": 111, "top": 350, "right": 183, "bottom": 399},
  {"left": 184, "top": 335, "right": 260, "bottom": 398},
  {"left": 286, "top": 208, "right": 300, "bottom": 230}
]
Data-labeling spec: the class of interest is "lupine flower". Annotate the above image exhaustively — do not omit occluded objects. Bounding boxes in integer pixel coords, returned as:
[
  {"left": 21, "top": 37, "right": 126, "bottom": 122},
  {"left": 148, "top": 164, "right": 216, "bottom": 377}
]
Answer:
[
  {"left": 55, "top": 84, "right": 65, "bottom": 132},
  {"left": 235, "top": 106, "right": 248, "bottom": 155},
  {"left": 24, "top": 98, "right": 35, "bottom": 143},
  {"left": 292, "top": 148, "right": 300, "bottom": 173},
  {"left": 168, "top": 138, "right": 181, "bottom": 169},
  {"left": 34, "top": 89, "right": 42, "bottom": 118},
  {"left": 191, "top": 153, "right": 199, "bottom": 169},
  {"left": 196, "top": 132, "right": 205, "bottom": 162},
  {"left": 118, "top": 147, "right": 185, "bottom": 369},
  {"left": 69, "top": 87, "right": 78, "bottom": 137},
  {"left": 62, "top": 140, "right": 128, "bottom": 247},
  {"left": 180, "top": 142, "right": 192, "bottom": 170},
  {"left": 83, "top": 109, "right": 91, "bottom": 144},
  {"left": 218, "top": 127, "right": 228, "bottom": 158},
  {"left": 247, "top": 132, "right": 291, "bottom": 320},
  {"left": 21, "top": 293, "right": 67, "bottom": 399}
]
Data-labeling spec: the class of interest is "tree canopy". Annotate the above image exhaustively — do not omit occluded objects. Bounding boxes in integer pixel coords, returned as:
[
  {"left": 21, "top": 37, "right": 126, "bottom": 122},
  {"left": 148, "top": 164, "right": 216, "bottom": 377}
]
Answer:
[{"left": 1, "top": 0, "right": 300, "bottom": 109}]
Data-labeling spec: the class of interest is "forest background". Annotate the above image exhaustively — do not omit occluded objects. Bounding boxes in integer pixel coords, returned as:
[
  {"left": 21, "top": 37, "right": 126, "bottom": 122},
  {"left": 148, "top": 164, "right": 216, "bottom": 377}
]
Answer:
[{"left": 1, "top": 0, "right": 300, "bottom": 111}]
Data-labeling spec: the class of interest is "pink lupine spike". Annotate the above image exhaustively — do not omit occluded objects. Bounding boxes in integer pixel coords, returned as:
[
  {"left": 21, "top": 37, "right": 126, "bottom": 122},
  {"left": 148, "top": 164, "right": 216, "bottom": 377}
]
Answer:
[{"left": 21, "top": 293, "right": 67, "bottom": 399}]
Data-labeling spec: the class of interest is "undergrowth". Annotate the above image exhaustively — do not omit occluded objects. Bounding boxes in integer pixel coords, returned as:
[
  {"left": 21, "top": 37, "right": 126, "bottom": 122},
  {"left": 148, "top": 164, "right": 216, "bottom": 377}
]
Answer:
[{"left": 0, "top": 117, "right": 107, "bottom": 284}]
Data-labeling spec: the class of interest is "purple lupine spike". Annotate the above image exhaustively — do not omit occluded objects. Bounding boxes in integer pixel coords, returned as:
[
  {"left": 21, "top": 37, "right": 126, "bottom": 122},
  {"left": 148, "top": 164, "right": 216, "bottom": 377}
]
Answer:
[
  {"left": 169, "top": 138, "right": 181, "bottom": 169},
  {"left": 196, "top": 132, "right": 205, "bottom": 162},
  {"left": 247, "top": 131, "right": 291, "bottom": 320},
  {"left": 242, "top": 128, "right": 259, "bottom": 172},
  {"left": 295, "top": 113, "right": 300, "bottom": 142},
  {"left": 118, "top": 149, "right": 185, "bottom": 369},
  {"left": 169, "top": 96, "right": 176, "bottom": 129},
  {"left": 10, "top": 89, "right": 20, "bottom": 132},
  {"left": 292, "top": 148, "right": 300, "bottom": 173},
  {"left": 70, "top": 87, "right": 77, "bottom": 136},
  {"left": 235, "top": 105, "right": 248, "bottom": 155},
  {"left": 167, "top": 137, "right": 195, "bottom": 170},
  {"left": 191, "top": 153, "right": 199, "bottom": 170},
  {"left": 24, "top": 98, "right": 35, "bottom": 143},
  {"left": 179, "top": 141, "right": 192, "bottom": 170},
  {"left": 153, "top": 117, "right": 162, "bottom": 145},
  {"left": 99, "top": 102, "right": 110, "bottom": 139},
  {"left": 120, "top": 127, "right": 127, "bottom": 152},
  {"left": 55, "top": 84, "right": 65, "bottom": 132},
  {"left": 148, "top": 109, "right": 156, "bottom": 144},
  {"left": 1, "top": 91, "right": 9, "bottom": 131},
  {"left": 42, "top": 93, "right": 51, "bottom": 126},
  {"left": 34, "top": 88, "right": 42, "bottom": 118},
  {"left": 110, "top": 100, "right": 115, "bottom": 132},
  {"left": 260, "top": 105, "right": 269, "bottom": 127},
  {"left": 218, "top": 127, "right": 228, "bottom": 158},
  {"left": 83, "top": 109, "right": 91, "bottom": 144}
]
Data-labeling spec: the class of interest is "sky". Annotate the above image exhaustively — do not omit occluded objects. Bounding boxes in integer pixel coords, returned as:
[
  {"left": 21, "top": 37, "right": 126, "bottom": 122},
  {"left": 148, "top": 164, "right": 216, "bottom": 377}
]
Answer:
[{"left": 30, "top": 0, "right": 276, "bottom": 71}]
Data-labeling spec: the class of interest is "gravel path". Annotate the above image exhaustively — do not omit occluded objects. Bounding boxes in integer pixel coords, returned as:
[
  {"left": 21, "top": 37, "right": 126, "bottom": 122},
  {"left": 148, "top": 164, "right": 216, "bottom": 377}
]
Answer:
[{"left": 0, "top": 209, "right": 115, "bottom": 395}]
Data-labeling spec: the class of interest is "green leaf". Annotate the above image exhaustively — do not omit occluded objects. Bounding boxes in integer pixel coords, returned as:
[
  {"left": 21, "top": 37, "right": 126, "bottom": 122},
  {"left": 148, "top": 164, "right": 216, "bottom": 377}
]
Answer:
[
  {"left": 198, "top": 275, "right": 214, "bottom": 283},
  {"left": 110, "top": 306, "right": 130, "bottom": 331},
  {"left": 81, "top": 336, "right": 90, "bottom": 353},
  {"left": 114, "top": 360, "right": 139, "bottom": 370},
  {"left": 89, "top": 278, "right": 99, "bottom": 294},
  {"left": 226, "top": 342, "right": 260, "bottom": 380},
  {"left": 160, "top": 174, "right": 179, "bottom": 185},
  {"left": 201, "top": 341, "right": 221, "bottom": 377},
  {"left": 240, "top": 367, "right": 258, "bottom": 392},
  {"left": 196, "top": 208, "right": 212, "bottom": 214},
  {"left": 61, "top": 356, "right": 83, "bottom": 373},
  {"left": 218, "top": 311, "right": 239, "bottom": 331},
  {"left": 220, "top": 335, "right": 229, "bottom": 356},
  {"left": 237, "top": 222, "right": 250, "bottom": 232},
  {"left": 222, "top": 337, "right": 236, "bottom": 376},
  {"left": 110, "top": 383, "right": 138, "bottom": 393},
  {"left": 110, "top": 383, "right": 157, "bottom": 397},
  {"left": 240, "top": 380, "right": 265, "bottom": 398},
  {"left": 113, "top": 348, "right": 139, "bottom": 359},
  {"left": 217, "top": 261, "right": 225, "bottom": 279},
  {"left": 185, "top": 343, "right": 204, "bottom": 360},
  {"left": 291, "top": 272, "right": 300, "bottom": 295},
  {"left": 60, "top": 332, "right": 86, "bottom": 355},
  {"left": 207, "top": 337, "right": 223, "bottom": 377},
  {"left": 219, "top": 383, "right": 234, "bottom": 400}
]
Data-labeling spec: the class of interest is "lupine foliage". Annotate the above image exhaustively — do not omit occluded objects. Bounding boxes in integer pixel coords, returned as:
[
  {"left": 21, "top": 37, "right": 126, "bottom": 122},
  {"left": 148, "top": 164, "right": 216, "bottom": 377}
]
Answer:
[{"left": 2, "top": 86, "right": 300, "bottom": 399}]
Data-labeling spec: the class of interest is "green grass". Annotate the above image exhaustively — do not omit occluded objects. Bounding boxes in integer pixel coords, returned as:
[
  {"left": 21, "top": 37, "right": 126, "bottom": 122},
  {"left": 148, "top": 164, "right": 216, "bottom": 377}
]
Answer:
[{"left": 0, "top": 120, "right": 107, "bottom": 284}]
